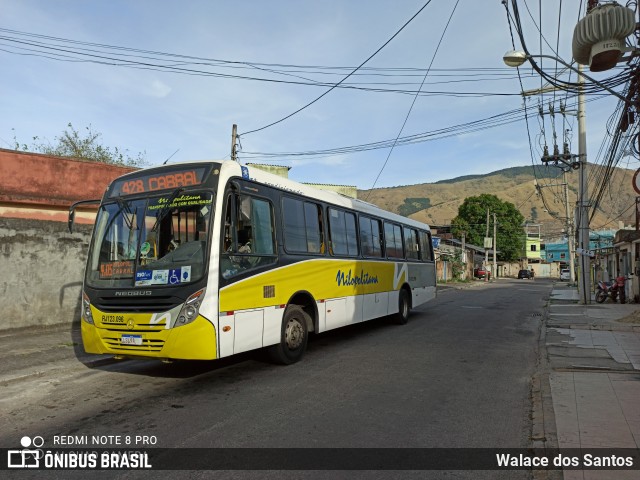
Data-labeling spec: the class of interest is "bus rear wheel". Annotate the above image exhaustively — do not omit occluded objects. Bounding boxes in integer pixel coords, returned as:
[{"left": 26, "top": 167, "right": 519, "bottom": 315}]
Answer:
[
  {"left": 268, "top": 305, "right": 309, "bottom": 365},
  {"left": 393, "top": 289, "right": 411, "bottom": 325}
]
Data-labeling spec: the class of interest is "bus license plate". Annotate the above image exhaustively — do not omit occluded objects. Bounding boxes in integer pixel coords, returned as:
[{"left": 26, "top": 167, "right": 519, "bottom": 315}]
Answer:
[{"left": 121, "top": 334, "right": 142, "bottom": 346}]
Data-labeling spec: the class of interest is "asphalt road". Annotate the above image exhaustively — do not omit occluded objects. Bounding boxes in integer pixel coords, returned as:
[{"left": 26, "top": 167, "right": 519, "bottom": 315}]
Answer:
[{"left": 1, "top": 278, "right": 552, "bottom": 479}]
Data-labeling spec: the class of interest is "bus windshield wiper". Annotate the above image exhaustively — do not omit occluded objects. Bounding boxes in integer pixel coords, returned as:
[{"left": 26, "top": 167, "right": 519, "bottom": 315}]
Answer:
[{"left": 114, "top": 197, "right": 135, "bottom": 230}]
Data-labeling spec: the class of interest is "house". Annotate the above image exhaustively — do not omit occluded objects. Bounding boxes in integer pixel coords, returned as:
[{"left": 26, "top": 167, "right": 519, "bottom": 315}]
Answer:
[
  {"left": 431, "top": 225, "right": 486, "bottom": 281},
  {"left": 598, "top": 229, "right": 640, "bottom": 303},
  {"left": 525, "top": 224, "right": 542, "bottom": 262},
  {"left": 545, "top": 242, "right": 570, "bottom": 263}
]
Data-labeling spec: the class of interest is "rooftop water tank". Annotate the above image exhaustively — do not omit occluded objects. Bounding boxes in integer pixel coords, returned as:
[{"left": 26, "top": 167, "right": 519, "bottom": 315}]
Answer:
[{"left": 572, "top": 2, "right": 636, "bottom": 72}]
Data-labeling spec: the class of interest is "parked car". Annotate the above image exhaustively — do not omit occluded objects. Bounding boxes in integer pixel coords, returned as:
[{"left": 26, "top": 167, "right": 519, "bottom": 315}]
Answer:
[
  {"left": 560, "top": 268, "right": 571, "bottom": 281},
  {"left": 518, "top": 269, "right": 532, "bottom": 279},
  {"left": 473, "top": 267, "right": 491, "bottom": 279}
]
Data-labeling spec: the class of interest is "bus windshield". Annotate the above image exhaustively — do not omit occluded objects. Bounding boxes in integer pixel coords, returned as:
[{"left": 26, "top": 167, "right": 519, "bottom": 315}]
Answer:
[{"left": 86, "top": 190, "right": 214, "bottom": 288}]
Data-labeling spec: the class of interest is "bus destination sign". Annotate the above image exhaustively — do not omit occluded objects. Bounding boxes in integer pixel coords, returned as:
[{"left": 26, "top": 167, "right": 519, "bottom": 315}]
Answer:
[{"left": 110, "top": 167, "right": 208, "bottom": 196}]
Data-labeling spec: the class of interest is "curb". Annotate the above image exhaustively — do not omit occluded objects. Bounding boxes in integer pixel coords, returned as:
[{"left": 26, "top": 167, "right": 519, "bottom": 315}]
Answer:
[
  {"left": 531, "top": 291, "right": 563, "bottom": 480},
  {"left": 547, "top": 322, "right": 640, "bottom": 332}
]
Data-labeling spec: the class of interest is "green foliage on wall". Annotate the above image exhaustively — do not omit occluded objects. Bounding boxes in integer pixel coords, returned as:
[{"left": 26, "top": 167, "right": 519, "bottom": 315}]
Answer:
[{"left": 13, "top": 123, "right": 147, "bottom": 167}]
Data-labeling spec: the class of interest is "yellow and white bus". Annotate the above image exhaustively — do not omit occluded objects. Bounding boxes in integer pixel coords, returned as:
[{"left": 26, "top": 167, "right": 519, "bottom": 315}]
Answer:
[{"left": 70, "top": 160, "right": 436, "bottom": 364}]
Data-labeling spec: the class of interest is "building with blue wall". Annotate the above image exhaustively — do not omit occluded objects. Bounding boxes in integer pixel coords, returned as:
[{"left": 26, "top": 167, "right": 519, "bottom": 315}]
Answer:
[{"left": 545, "top": 229, "right": 616, "bottom": 265}]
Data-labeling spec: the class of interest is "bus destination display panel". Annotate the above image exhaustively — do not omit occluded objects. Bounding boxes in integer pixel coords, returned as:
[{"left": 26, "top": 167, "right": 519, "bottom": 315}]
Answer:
[{"left": 109, "top": 166, "right": 208, "bottom": 196}]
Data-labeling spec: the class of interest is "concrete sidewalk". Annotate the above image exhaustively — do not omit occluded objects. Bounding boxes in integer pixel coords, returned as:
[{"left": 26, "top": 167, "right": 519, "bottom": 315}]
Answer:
[{"left": 544, "top": 284, "right": 640, "bottom": 480}]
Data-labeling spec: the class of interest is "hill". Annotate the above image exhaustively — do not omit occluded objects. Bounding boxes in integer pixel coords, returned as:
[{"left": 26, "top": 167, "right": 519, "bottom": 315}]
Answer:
[{"left": 358, "top": 165, "right": 637, "bottom": 239}]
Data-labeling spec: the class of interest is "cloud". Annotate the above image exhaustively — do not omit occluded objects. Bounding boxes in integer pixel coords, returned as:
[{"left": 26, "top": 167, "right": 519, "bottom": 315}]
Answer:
[{"left": 147, "top": 79, "right": 172, "bottom": 98}]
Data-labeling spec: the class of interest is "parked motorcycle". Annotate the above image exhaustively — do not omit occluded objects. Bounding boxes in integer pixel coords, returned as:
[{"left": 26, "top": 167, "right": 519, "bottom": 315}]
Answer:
[
  {"left": 595, "top": 281, "right": 615, "bottom": 303},
  {"left": 595, "top": 276, "right": 626, "bottom": 304}
]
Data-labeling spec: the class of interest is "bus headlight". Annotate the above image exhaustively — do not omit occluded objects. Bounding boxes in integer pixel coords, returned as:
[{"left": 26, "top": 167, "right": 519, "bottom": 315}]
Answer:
[
  {"left": 176, "top": 288, "right": 205, "bottom": 327},
  {"left": 82, "top": 292, "right": 94, "bottom": 325}
]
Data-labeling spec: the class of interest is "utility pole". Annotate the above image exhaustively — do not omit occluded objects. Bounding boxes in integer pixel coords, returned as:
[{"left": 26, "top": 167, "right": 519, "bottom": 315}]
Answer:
[
  {"left": 484, "top": 208, "right": 490, "bottom": 282},
  {"left": 493, "top": 213, "right": 497, "bottom": 280},
  {"left": 522, "top": 69, "right": 588, "bottom": 299},
  {"left": 231, "top": 124, "right": 238, "bottom": 162},
  {"left": 461, "top": 232, "right": 466, "bottom": 281},
  {"left": 535, "top": 174, "right": 576, "bottom": 283},
  {"left": 577, "top": 65, "right": 591, "bottom": 304},
  {"left": 563, "top": 171, "right": 576, "bottom": 283},
  {"left": 522, "top": 86, "right": 579, "bottom": 285}
]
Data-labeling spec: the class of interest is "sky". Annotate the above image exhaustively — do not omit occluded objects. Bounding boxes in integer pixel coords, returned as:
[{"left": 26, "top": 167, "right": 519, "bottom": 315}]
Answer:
[{"left": 0, "top": 0, "right": 631, "bottom": 189}]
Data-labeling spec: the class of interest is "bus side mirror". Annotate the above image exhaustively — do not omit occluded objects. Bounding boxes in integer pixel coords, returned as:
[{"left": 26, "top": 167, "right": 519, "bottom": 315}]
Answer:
[
  {"left": 68, "top": 199, "right": 101, "bottom": 233},
  {"left": 68, "top": 208, "right": 76, "bottom": 233}
]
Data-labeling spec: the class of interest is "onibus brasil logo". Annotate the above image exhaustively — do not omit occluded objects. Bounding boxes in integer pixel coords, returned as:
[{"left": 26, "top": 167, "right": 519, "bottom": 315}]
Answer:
[
  {"left": 7, "top": 435, "right": 152, "bottom": 469},
  {"left": 7, "top": 436, "right": 44, "bottom": 468}
]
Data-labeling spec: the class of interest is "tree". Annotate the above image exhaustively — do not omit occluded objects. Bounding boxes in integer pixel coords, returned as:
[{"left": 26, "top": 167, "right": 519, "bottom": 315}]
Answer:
[
  {"left": 451, "top": 194, "right": 525, "bottom": 262},
  {"left": 13, "top": 123, "right": 146, "bottom": 167}
]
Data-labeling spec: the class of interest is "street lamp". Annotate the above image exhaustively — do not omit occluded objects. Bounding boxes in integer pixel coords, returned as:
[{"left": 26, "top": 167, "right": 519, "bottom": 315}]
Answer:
[
  {"left": 502, "top": 50, "right": 629, "bottom": 103},
  {"left": 503, "top": 50, "right": 601, "bottom": 304}
]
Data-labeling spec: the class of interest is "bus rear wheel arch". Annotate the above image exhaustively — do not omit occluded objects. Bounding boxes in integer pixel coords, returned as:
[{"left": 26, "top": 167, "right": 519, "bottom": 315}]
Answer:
[{"left": 268, "top": 305, "right": 310, "bottom": 365}]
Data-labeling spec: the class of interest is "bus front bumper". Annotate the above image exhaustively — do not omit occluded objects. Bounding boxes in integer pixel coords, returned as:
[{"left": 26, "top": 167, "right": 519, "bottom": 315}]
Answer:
[{"left": 81, "top": 315, "right": 217, "bottom": 360}]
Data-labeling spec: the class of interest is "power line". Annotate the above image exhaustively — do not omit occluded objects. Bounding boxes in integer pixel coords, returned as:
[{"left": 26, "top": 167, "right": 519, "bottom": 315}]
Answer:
[
  {"left": 3, "top": 25, "right": 627, "bottom": 100},
  {"left": 0, "top": 37, "right": 541, "bottom": 98},
  {"left": 366, "top": 0, "right": 460, "bottom": 196},
  {"left": 240, "top": 95, "right": 609, "bottom": 161},
  {"left": 239, "top": 0, "right": 436, "bottom": 136}
]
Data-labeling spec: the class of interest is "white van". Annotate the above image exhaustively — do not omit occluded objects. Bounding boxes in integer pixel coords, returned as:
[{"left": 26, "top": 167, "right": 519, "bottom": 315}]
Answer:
[{"left": 560, "top": 268, "right": 571, "bottom": 281}]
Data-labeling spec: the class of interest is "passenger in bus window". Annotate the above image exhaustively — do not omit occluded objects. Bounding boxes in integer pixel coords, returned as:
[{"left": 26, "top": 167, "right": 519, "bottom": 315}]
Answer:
[{"left": 238, "top": 228, "right": 252, "bottom": 254}]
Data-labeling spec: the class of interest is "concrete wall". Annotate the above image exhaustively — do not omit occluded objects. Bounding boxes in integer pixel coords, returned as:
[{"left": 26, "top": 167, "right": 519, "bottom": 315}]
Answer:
[
  {"left": 0, "top": 149, "right": 136, "bottom": 331},
  {"left": 1, "top": 217, "right": 93, "bottom": 331}
]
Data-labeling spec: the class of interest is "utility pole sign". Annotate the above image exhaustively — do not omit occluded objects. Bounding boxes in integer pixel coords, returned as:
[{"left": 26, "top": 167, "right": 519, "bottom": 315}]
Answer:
[
  {"left": 632, "top": 170, "right": 640, "bottom": 230},
  {"left": 633, "top": 168, "right": 640, "bottom": 195}
]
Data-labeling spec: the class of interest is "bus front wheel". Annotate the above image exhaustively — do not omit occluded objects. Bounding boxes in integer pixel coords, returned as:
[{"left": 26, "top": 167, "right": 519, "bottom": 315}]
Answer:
[
  {"left": 393, "top": 289, "right": 411, "bottom": 325},
  {"left": 268, "top": 305, "right": 309, "bottom": 365}
]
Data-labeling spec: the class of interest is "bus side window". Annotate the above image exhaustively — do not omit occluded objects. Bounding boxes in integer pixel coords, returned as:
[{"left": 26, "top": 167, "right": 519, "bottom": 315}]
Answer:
[
  {"left": 384, "top": 222, "right": 404, "bottom": 259},
  {"left": 222, "top": 194, "right": 236, "bottom": 253},
  {"left": 304, "top": 202, "right": 323, "bottom": 254},
  {"left": 317, "top": 207, "right": 326, "bottom": 254},
  {"left": 404, "top": 227, "right": 419, "bottom": 260},
  {"left": 221, "top": 193, "right": 277, "bottom": 279},
  {"left": 328, "top": 208, "right": 358, "bottom": 257},
  {"left": 282, "top": 197, "right": 324, "bottom": 255},
  {"left": 360, "top": 216, "right": 382, "bottom": 258},
  {"left": 419, "top": 231, "right": 434, "bottom": 261}
]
